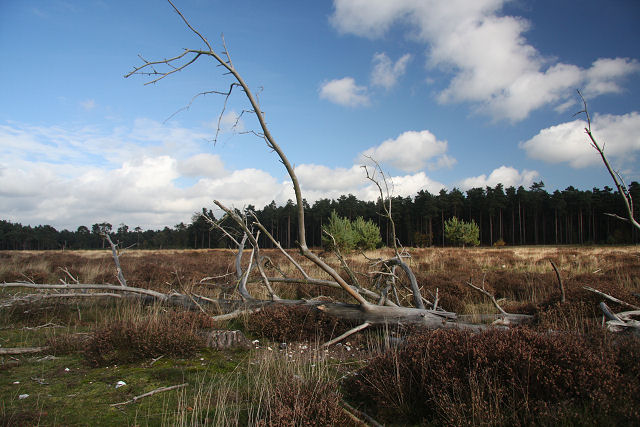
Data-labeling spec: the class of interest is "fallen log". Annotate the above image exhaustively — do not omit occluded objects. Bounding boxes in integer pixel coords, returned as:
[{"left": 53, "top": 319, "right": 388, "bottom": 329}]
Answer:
[
  {"left": 0, "top": 283, "right": 489, "bottom": 331},
  {"left": 0, "top": 347, "right": 48, "bottom": 355}
]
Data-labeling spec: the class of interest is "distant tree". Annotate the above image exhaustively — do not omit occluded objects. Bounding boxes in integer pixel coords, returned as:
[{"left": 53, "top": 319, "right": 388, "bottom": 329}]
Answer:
[
  {"left": 322, "top": 211, "right": 381, "bottom": 252},
  {"left": 322, "top": 211, "right": 355, "bottom": 252},
  {"left": 445, "top": 216, "right": 480, "bottom": 248},
  {"left": 352, "top": 216, "right": 382, "bottom": 250}
]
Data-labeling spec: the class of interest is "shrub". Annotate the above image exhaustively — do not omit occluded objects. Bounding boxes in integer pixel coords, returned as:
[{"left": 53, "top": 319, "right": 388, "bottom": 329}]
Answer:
[
  {"left": 344, "top": 327, "right": 639, "bottom": 425},
  {"left": 322, "top": 211, "right": 355, "bottom": 252},
  {"left": 352, "top": 216, "right": 382, "bottom": 250},
  {"left": 84, "top": 311, "right": 207, "bottom": 366},
  {"left": 493, "top": 238, "right": 506, "bottom": 247},
  {"left": 259, "top": 375, "right": 349, "bottom": 426},
  {"left": 247, "top": 305, "right": 353, "bottom": 343},
  {"left": 45, "top": 333, "right": 90, "bottom": 355},
  {"left": 322, "top": 211, "right": 381, "bottom": 252},
  {"left": 444, "top": 217, "right": 480, "bottom": 247}
]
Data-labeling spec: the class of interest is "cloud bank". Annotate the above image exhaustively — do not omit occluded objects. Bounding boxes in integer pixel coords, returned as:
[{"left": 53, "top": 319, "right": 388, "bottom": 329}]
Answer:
[
  {"left": 1, "top": 120, "right": 545, "bottom": 230},
  {"left": 330, "top": 0, "right": 639, "bottom": 121},
  {"left": 521, "top": 112, "right": 640, "bottom": 168}
]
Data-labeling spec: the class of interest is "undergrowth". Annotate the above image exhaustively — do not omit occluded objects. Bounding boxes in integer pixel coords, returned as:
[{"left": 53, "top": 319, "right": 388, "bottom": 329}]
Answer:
[
  {"left": 344, "top": 327, "right": 640, "bottom": 426},
  {"left": 84, "top": 310, "right": 212, "bottom": 366},
  {"left": 246, "top": 304, "right": 355, "bottom": 343}
]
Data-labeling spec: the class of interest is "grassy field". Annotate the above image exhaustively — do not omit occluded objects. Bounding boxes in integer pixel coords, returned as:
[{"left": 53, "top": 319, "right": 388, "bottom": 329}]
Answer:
[{"left": 1, "top": 246, "right": 639, "bottom": 425}]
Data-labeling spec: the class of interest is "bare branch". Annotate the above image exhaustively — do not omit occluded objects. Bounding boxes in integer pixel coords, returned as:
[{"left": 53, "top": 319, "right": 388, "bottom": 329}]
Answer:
[
  {"left": 549, "top": 260, "right": 565, "bottom": 303},
  {"left": 59, "top": 267, "right": 80, "bottom": 285},
  {"left": 465, "top": 280, "right": 509, "bottom": 316},
  {"left": 323, "top": 322, "right": 371, "bottom": 347},
  {"left": 583, "top": 286, "right": 640, "bottom": 310},
  {"left": 1, "top": 282, "right": 168, "bottom": 301},
  {"left": 101, "top": 233, "right": 127, "bottom": 287},
  {"left": 211, "top": 308, "right": 261, "bottom": 322},
  {"left": 111, "top": 383, "right": 189, "bottom": 407},
  {"left": 576, "top": 90, "right": 640, "bottom": 231}
]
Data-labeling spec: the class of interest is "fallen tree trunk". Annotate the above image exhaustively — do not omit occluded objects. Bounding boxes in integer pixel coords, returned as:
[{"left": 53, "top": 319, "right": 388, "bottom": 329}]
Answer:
[
  {"left": 0, "top": 347, "right": 48, "bottom": 355},
  {"left": 1, "top": 282, "right": 487, "bottom": 330},
  {"left": 1, "top": 282, "right": 168, "bottom": 300}
]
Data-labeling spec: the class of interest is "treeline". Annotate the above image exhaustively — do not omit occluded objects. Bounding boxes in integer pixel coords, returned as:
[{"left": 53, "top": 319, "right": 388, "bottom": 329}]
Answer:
[{"left": 1, "top": 181, "right": 638, "bottom": 250}]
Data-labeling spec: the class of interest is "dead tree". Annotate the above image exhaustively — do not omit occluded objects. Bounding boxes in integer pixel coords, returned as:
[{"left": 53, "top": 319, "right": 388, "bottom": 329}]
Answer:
[
  {"left": 121, "top": 0, "right": 463, "bottom": 326},
  {"left": 1, "top": 1, "right": 508, "bottom": 335},
  {"left": 577, "top": 90, "right": 640, "bottom": 231}
]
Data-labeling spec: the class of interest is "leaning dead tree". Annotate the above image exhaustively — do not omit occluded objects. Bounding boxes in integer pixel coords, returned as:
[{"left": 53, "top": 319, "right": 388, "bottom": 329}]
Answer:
[
  {"left": 9, "top": 2, "right": 629, "bottom": 339},
  {"left": 119, "top": 0, "right": 469, "bottom": 330},
  {"left": 575, "top": 91, "right": 640, "bottom": 332},
  {"left": 577, "top": 90, "right": 640, "bottom": 231}
]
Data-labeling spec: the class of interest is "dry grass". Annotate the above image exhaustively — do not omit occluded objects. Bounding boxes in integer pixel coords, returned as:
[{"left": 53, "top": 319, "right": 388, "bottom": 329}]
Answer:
[
  {"left": 1, "top": 246, "right": 639, "bottom": 426},
  {"left": 168, "top": 348, "right": 350, "bottom": 426},
  {"left": 1, "top": 245, "right": 638, "bottom": 331}
]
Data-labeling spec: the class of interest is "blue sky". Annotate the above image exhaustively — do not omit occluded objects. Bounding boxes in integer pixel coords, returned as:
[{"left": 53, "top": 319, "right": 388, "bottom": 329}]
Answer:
[{"left": 1, "top": 0, "right": 639, "bottom": 230}]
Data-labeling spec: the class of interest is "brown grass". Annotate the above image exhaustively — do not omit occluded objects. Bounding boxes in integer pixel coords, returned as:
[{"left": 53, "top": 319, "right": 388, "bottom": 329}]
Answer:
[
  {"left": 2, "top": 246, "right": 638, "bottom": 332},
  {"left": 1, "top": 246, "right": 639, "bottom": 425}
]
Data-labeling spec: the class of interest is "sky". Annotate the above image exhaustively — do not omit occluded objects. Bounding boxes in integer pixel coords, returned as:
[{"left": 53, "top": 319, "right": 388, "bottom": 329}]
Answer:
[{"left": 1, "top": 0, "right": 639, "bottom": 231}]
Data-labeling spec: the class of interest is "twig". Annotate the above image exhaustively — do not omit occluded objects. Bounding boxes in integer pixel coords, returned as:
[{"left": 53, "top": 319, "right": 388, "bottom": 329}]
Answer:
[
  {"left": 149, "top": 355, "right": 164, "bottom": 366},
  {"left": 583, "top": 286, "right": 640, "bottom": 310},
  {"left": 323, "top": 322, "right": 371, "bottom": 347},
  {"left": 341, "top": 401, "right": 384, "bottom": 427},
  {"left": 549, "top": 260, "right": 565, "bottom": 303},
  {"left": 22, "top": 322, "right": 64, "bottom": 330},
  {"left": 211, "top": 308, "right": 261, "bottom": 322},
  {"left": 576, "top": 90, "right": 640, "bottom": 231},
  {"left": 110, "top": 383, "right": 189, "bottom": 407},
  {"left": 465, "top": 280, "right": 508, "bottom": 316},
  {"left": 59, "top": 267, "right": 80, "bottom": 285}
]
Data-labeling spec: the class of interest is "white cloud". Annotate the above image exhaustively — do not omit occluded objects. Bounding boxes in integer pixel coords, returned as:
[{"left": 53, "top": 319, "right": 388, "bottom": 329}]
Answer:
[
  {"left": 330, "top": 0, "right": 640, "bottom": 121},
  {"left": 459, "top": 166, "right": 539, "bottom": 190},
  {"left": 0, "top": 120, "right": 284, "bottom": 229},
  {"left": 191, "top": 169, "right": 286, "bottom": 207},
  {"left": 428, "top": 154, "right": 457, "bottom": 171},
  {"left": 361, "top": 130, "right": 452, "bottom": 172},
  {"left": 80, "top": 99, "right": 96, "bottom": 111},
  {"left": 296, "top": 164, "right": 365, "bottom": 193},
  {"left": 178, "top": 153, "right": 227, "bottom": 178},
  {"left": 319, "top": 77, "right": 370, "bottom": 107},
  {"left": 296, "top": 162, "right": 444, "bottom": 201},
  {"left": 371, "top": 52, "right": 412, "bottom": 89},
  {"left": 520, "top": 112, "right": 640, "bottom": 168},
  {"left": 387, "top": 172, "right": 445, "bottom": 197},
  {"left": 585, "top": 58, "right": 640, "bottom": 96},
  {"left": 2, "top": 120, "right": 449, "bottom": 229}
]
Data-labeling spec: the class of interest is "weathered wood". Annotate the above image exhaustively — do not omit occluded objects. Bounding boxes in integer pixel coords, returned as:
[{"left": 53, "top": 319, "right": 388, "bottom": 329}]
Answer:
[
  {"left": 0, "top": 347, "right": 48, "bottom": 355},
  {"left": 549, "top": 260, "right": 565, "bottom": 303},
  {"left": 1, "top": 282, "right": 168, "bottom": 300},
  {"left": 201, "top": 330, "right": 250, "bottom": 350},
  {"left": 111, "top": 383, "right": 189, "bottom": 407},
  {"left": 101, "top": 233, "right": 127, "bottom": 287},
  {"left": 323, "top": 322, "right": 371, "bottom": 347},
  {"left": 252, "top": 277, "right": 397, "bottom": 307},
  {"left": 599, "top": 302, "right": 640, "bottom": 335},
  {"left": 458, "top": 313, "right": 533, "bottom": 325},
  {"left": 584, "top": 286, "right": 640, "bottom": 310}
]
